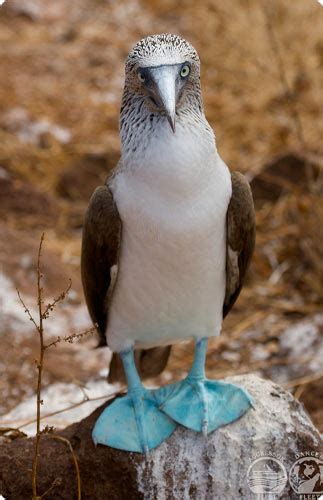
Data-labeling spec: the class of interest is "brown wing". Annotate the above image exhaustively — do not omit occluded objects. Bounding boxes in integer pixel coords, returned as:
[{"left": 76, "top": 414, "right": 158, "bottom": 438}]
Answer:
[
  {"left": 81, "top": 185, "right": 121, "bottom": 346},
  {"left": 223, "top": 171, "right": 256, "bottom": 317},
  {"left": 81, "top": 183, "right": 171, "bottom": 380}
]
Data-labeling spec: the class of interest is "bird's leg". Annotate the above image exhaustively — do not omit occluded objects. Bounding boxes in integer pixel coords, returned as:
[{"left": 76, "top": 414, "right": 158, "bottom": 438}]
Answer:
[
  {"left": 186, "top": 338, "right": 209, "bottom": 435},
  {"left": 120, "top": 349, "right": 150, "bottom": 454},
  {"left": 157, "top": 337, "right": 253, "bottom": 434},
  {"left": 92, "top": 347, "right": 177, "bottom": 453}
]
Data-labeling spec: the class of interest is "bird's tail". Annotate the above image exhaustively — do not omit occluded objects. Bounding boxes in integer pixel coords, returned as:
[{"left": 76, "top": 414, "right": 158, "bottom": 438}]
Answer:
[{"left": 108, "top": 346, "right": 171, "bottom": 384}]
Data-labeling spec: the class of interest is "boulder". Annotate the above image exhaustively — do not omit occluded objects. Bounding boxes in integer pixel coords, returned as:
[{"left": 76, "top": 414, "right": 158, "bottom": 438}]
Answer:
[{"left": 0, "top": 375, "right": 321, "bottom": 499}]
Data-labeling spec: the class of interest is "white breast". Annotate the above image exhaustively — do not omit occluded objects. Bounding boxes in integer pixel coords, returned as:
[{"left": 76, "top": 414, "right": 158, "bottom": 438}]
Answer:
[{"left": 107, "top": 120, "right": 232, "bottom": 352}]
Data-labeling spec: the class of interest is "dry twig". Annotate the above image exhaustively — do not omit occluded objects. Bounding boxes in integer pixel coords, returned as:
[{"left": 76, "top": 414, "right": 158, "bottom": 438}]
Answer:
[
  {"left": 16, "top": 233, "right": 95, "bottom": 499},
  {"left": 47, "top": 435, "right": 81, "bottom": 500},
  {"left": 18, "top": 233, "right": 47, "bottom": 499},
  {"left": 14, "top": 387, "right": 125, "bottom": 430},
  {"left": 45, "top": 325, "right": 96, "bottom": 350}
]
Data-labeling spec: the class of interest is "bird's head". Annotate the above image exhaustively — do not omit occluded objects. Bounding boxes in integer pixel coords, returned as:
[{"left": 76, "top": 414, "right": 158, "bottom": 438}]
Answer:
[{"left": 122, "top": 33, "right": 202, "bottom": 134}]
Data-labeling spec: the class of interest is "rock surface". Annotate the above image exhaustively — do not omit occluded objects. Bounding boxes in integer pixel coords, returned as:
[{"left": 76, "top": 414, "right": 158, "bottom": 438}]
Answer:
[{"left": 0, "top": 375, "right": 321, "bottom": 499}]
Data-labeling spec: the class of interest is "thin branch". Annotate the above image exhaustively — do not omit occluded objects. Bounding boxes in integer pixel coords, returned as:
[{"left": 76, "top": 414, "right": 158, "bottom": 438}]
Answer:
[
  {"left": 283, "top": 371, "right": 323, "bottom": 390},
  {"left": 16, "top": 388, "right": 125, "bottom": 430},
  {"left": 31, "top": 231, "right": 45, "bottom": 500},
  {"left": 41, "top": 478, "right": 62, "bottom": 499},
  {"left": 76, "top": 383, "right": 90, "bottom": 402},
  {"left": 0, "top": 427, "right": 28, "bottom": 439},
  {"left": 42, "top": 279, "right": 72, "bottom": 320},
  {"left": 16, "top": 289, "right": 40, "bottom": 333},
  {"left": 47, "top": 435, "right": 81, "bottom": 500},
  {"left": 44, "top": 325, "right": 96, "bottom": 350}
]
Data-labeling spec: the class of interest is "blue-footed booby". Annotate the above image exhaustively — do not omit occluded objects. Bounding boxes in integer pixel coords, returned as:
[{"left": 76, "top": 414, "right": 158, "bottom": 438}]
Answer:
[{"left": 81, "top": 33, "right": 256, "bottom": 453}]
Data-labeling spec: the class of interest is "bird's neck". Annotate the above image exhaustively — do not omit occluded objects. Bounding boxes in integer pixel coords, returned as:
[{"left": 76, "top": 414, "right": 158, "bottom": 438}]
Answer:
[{"left": 119, "top": 90, "right": 214, "bottom": 166}]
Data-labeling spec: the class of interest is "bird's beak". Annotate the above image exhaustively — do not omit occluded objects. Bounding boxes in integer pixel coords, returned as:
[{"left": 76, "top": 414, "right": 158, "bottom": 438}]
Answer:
[{"left": 149, "top": 66, "right": 177, "bottom": 133}]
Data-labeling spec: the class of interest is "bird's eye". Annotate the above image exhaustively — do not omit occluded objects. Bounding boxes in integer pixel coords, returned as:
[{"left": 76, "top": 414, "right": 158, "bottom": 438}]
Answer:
[
  {"left": 180, "top": 64, "right": 190, "bottom": 78},
  {"left": 137, "top": 71, "right": 146, "bottom": 83}
]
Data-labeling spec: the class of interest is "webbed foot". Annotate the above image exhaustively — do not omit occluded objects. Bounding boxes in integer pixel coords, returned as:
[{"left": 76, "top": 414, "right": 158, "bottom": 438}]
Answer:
[
  {"left": 93, "top": 348, "right": 177, "bottom": 453},
  {"left": 155, "top": 337, "right": 253, "bottom": 433},
  {"left": 155, "top": 376, "right": 253, "bottom": 434}
]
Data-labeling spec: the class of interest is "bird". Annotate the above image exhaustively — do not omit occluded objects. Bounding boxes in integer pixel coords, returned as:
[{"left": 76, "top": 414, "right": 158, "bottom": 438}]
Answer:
[{"left": 81, "top": 33, "right": 256, "bottom": 454}]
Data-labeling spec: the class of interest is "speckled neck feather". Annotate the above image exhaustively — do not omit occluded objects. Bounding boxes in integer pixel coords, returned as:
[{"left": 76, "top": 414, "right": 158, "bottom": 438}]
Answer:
[{"left": 120, "top": 34, "right": 206, "bottom": 159}]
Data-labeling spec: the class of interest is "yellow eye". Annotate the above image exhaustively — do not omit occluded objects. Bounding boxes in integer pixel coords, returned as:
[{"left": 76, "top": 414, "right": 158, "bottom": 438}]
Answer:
[
  {"left": 180, "top": 64, "right": 190, "bottom": 78},
  {"left": 138, "top": 71, "right": 145, "bottom": 83}
]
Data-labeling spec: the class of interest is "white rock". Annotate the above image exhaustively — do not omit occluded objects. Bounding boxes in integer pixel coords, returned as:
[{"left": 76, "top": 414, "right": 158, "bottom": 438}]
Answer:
[{"left": 136, "top": 375, "right": 322, "bottom": 499}]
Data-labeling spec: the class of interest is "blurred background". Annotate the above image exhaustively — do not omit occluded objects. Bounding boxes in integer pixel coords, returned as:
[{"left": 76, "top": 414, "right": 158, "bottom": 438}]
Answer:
[{"left": 0, "top": 0, "right": 322, "bottom": 433}]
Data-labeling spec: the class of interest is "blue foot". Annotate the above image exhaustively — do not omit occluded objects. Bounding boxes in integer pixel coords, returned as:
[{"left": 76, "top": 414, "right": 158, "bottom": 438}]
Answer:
[
  {"left": 155, "top": 376, "right": 253, "bottom": 434},
  {"left": 93, "top": 387, "right": 176, "bottom": 453},
  {"left": 93, "top": 348, "right": 177, "bottom": 453}
]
